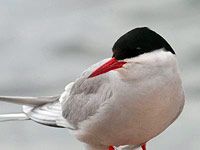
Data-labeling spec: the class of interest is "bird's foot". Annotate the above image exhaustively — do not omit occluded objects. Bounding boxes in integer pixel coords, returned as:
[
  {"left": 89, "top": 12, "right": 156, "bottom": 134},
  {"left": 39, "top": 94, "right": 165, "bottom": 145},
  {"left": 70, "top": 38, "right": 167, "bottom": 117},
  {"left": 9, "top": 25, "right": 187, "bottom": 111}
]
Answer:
[
  {"left": 108, "top": 146, "right": 115, "bottom": 150},
  {"left": 141, "top": 143, "right": 146, "bottom": 150}
]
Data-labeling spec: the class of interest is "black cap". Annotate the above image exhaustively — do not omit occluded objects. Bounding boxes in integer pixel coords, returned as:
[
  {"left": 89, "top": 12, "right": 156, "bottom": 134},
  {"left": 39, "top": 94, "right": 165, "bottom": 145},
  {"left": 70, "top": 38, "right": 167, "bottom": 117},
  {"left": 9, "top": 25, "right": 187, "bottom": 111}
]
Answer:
[{"left": 112, "top": 27, "right": 175, "bottom": 60}]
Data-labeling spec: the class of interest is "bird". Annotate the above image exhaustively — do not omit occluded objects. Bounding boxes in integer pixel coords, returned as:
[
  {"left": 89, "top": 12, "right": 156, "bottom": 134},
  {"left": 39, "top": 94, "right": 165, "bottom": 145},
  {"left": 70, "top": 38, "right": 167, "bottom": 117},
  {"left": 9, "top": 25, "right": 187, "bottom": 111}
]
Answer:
[{"left": 0, "top": 27, "right": 185, "bottom": 150}]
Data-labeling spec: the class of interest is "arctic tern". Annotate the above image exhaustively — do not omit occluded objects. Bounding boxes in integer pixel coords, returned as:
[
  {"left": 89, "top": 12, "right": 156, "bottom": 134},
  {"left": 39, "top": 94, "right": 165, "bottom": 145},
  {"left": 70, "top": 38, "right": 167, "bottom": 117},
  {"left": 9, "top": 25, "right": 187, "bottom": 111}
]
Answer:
[{"left": 0, "top": 27, "right": 185, "bottom": 150}]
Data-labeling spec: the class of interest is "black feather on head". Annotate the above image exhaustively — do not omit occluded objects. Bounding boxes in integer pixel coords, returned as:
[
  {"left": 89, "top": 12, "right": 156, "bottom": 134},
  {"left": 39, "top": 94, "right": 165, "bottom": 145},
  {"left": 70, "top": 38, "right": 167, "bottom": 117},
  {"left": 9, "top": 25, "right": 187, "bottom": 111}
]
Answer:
[{"left": 112, "top": 27, "right": 175, "bottom": 60}]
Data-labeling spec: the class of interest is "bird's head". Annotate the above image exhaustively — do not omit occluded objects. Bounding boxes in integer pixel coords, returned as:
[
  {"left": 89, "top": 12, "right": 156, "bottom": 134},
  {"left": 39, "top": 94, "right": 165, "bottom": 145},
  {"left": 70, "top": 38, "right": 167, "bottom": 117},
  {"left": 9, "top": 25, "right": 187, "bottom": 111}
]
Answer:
[{"left": 89, "top": 27, "right": 175, "bottom": 78}]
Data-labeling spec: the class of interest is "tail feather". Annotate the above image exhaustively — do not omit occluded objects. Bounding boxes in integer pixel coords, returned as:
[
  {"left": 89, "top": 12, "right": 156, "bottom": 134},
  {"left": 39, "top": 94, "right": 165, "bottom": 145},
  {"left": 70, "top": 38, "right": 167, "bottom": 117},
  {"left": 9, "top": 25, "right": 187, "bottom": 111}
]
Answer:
[
  {"left": 0, "top": 113, "right": 29, "bottom": 122},
  {"left": 0, "top": 95, "right": 60, "bottom": 106},
  {"left": 23, "top": 102, "right": 69, "bottom": 128},
  {"left": 0, "top": 82, "right": 75, "bottom": 128}
]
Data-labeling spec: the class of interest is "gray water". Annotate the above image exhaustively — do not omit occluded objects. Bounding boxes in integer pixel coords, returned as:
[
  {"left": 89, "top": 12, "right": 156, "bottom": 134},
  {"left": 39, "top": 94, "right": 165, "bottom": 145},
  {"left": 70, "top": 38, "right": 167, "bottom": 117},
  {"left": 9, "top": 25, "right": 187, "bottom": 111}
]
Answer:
[{"left": 0, "top": 0, "right": 199, "bottom": 149}]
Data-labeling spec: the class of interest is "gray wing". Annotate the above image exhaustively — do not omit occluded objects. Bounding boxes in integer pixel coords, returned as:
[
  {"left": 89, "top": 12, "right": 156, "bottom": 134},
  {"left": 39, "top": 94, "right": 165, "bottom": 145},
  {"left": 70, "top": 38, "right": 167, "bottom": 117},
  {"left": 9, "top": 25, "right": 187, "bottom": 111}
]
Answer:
[{"left": 60, "top": 58, "right": 114, "bottom": 128}]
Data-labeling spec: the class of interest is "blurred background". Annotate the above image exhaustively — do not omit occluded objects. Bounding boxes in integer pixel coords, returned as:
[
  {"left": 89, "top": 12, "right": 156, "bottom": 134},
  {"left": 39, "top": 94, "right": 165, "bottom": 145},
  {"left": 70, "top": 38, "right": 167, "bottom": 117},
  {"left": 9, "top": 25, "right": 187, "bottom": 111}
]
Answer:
[{"left": 0, "top": 0, "right": 199, "bottom": 149}]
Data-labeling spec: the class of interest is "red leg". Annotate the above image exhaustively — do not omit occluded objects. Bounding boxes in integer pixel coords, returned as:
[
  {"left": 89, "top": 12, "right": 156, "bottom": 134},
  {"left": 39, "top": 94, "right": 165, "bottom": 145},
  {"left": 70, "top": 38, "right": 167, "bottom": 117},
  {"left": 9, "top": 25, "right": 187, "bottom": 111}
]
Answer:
[
  {"left": 141, "top": 143, "right": 146, "bottom": 150},
  {"left": 108, "top": 146, "right": 115, "bottom": 150}
]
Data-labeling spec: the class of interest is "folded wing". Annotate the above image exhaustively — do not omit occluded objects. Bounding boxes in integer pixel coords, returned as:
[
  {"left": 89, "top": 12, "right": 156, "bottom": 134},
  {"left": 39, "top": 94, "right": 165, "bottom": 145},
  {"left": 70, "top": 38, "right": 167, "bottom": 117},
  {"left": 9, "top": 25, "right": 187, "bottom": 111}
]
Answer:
[{"left": 61, "top": 58, "right": 114, "bottom": 128}]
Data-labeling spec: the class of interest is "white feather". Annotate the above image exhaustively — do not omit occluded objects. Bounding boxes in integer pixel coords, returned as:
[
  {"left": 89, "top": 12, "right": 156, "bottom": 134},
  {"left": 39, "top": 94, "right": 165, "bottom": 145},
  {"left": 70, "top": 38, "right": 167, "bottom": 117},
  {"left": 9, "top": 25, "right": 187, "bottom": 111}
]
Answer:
[{"left": 0, "top": 113, "right": 28, "bottom": 122}]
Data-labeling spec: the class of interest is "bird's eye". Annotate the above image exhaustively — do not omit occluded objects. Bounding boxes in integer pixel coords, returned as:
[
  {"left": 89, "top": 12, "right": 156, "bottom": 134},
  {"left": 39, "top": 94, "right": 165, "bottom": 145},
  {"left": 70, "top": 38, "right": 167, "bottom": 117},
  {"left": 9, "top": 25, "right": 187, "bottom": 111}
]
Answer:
[{"left": 136, "top": 47, "right": 142, "bottom": 50}]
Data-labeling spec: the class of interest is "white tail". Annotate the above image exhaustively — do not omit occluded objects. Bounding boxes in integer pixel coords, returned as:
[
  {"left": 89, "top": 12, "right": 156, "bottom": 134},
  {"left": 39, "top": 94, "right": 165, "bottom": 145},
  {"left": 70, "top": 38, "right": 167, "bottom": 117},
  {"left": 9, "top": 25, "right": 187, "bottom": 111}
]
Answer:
[
  {"left": 0, "top": 95, "right": 68, "bottom": 128},
  {"left": 23, "top": 102, "right": 67, "bottom": 128},
  {"left": 0, "top": 95, "right": 59, "bottom": 106},
  {"left": 0, "top": 113, "right": 29, "bottom": 122},
  {"left": 0, "top": 83, "right": 75, "bottom": 128}
]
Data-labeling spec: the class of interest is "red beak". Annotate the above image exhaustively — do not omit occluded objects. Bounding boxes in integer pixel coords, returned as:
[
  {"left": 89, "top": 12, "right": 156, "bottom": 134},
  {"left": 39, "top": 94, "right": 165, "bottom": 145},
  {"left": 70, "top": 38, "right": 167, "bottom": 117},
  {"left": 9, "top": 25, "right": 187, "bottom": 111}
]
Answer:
[{"left": 88, "top": 58, "right": 126, "bottom": 78}]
